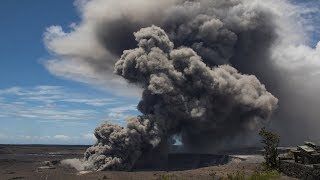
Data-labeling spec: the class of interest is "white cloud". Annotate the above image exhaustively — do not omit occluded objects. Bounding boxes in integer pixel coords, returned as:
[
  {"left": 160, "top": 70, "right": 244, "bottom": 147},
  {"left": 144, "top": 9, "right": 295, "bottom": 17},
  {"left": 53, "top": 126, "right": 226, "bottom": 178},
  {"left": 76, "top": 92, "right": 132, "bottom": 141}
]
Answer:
[
  {"left": 83, "top": 133, "right": 96, "bottom": 141},
  {"left": 44, "top": 58, "right": 142, "bottom": 97},
  {"left": 63, "top": 98, "right": 115, "bottom": 107},
  {"left": 259, "top": 0, "right": 320, "bottom": 84},
  {"left": 107, "top": 104, "right": 137, "bottom": 113},
  {"left": 42, "top": 0, "right": 144, "bottom": 97},
  {"left": 53, "top": 135, "right": 72, "bottom": 141},
  {"left": 0, "top": 86, "right": 116, "bottom": 106},
  {"left": 7, "top": 134, "right": 96, "bottom": 144},
  {"left": 0, "top": 86, "right": 63, "bottom": 97},
  {"left": 0, "top": 100, "right": 98, "bottom": 121},
  {"left": 106, "top": 104, "right": 138, "bottom": 121},
  {"left": 0, "top": 85, "right": 139, "bottom": 123},
  {"left": 273, "top": 42, "right": 320, "bottom": 70},
  {"left": 0, "top": 133, "right": 88, "bottom": 143},
  {"left": 294, "top": 0, "right": 320, "bottom": 38},
  {"left": 42, "top": 0, "right": 320, "bottom": 99},
  {"left": 107, "top": 112, "right": 129, "bottom": 121}
]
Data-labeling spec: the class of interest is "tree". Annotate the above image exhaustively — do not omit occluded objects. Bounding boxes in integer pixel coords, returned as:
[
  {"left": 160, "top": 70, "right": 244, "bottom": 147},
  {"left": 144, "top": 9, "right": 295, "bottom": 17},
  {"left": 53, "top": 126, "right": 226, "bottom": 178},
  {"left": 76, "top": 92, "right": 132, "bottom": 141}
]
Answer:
[{"left": 259, "top": 127, "right": 280, "bottom": 169}]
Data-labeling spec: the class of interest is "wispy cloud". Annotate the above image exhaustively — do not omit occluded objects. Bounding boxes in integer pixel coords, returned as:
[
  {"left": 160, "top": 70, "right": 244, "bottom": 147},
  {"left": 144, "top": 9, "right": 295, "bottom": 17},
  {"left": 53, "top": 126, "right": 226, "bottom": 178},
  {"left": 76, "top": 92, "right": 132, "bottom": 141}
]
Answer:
[
  {"left": 53, "top": 135, "right": 72, "bottom": 141},
  {"left": 292, "top": 0, "right": 320, "bottom": 45},
  {"left": 0, "top": 97, "right": 98, "bottom": 121},
  {"left": 0, "top": 85, "right": 139, "bottom": 123},
  {"left": 0, "top": 85, "right": 139, "bottom": 144},
  {"left": 0, "top": 133, "right": 96, "bottom": 144},
  {"left": 83, "top": 133, "right": 96, "bottom": 141},
  {"left": 106, "top": 104, "right": 138, "bottom": 122},
  {"left": 107, "top": 104, "right": 137, "bottom": 114},
  {"left": 0, "top": 86, "right": 116, "bottom": 106}
]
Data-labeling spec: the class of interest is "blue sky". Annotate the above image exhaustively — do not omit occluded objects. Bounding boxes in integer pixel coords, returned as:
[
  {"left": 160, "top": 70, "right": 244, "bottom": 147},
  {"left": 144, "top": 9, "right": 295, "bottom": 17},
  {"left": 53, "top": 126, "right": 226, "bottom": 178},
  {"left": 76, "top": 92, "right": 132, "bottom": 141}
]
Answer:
[
  {"left": 0, "top": 0, "right": 139, "bottom": 144},
  {"left": 0, "top": 0, "right": 319, "bottom": 145},
  {"left": 292, "top": 0, "right": 320, "bottom": 47}
]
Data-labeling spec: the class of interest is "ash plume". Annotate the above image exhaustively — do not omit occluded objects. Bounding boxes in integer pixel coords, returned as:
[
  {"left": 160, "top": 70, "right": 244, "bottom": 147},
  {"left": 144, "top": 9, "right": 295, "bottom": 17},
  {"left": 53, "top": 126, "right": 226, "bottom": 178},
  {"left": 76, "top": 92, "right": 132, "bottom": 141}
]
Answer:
[
  {"left": 43, "top": 0, "right": 320, "bottom": 171},
  {"left": 84, "top": 116, "right": 161, "bottom": 170},
  {"left": 44, "top": 0, "right": 320, "bottom": 145},
  {"left": 83, "top": 26, "right": 277, "bottom": 171}
]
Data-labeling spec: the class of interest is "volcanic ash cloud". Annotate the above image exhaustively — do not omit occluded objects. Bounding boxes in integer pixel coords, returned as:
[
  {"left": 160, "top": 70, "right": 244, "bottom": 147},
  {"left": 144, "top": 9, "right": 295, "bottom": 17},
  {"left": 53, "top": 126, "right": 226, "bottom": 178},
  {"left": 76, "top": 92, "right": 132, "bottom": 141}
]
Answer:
[
  {"left": 45, "top": 0, "right": 320, "bottom": 144},
  {"left": 83, "top": 26, "right": 278, "bottom": 171}
]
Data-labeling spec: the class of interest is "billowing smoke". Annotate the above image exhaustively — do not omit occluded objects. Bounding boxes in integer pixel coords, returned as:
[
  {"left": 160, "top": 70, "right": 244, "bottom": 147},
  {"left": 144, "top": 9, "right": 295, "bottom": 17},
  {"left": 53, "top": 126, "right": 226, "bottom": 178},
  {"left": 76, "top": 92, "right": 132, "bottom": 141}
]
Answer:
[
  {"left": 84, "top": 117, "right": 161, "bottom": 170},
  {"left": 82, "top": 26, "right": 277, "bottom": 171},
  {"left": 43, "top": 0, "right": 320, "bottom": 171}
]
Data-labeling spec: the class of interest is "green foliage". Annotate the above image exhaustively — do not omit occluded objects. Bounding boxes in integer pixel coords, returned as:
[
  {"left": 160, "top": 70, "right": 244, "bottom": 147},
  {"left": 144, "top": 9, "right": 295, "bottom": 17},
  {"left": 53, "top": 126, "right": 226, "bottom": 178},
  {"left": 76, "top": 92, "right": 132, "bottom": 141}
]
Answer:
[
  {"left": 259, "top": 127, "right": 280, "bottom": 169},
  {"left": 158, "top": 174, "right": 179, "bottom": 180},
  {"left": 217, "top": 170, "right": 281, "bottom": 180},
  {"left": 248, "top": 170, "right": 281, "bottom": 180}
]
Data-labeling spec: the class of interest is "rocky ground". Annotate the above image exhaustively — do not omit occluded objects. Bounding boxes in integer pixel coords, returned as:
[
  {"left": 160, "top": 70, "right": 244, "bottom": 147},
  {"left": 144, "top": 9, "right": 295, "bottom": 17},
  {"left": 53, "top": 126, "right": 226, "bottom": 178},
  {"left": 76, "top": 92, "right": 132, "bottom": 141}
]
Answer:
[{"left": 0, "top": 145, "right": 296, "bottom": 180}]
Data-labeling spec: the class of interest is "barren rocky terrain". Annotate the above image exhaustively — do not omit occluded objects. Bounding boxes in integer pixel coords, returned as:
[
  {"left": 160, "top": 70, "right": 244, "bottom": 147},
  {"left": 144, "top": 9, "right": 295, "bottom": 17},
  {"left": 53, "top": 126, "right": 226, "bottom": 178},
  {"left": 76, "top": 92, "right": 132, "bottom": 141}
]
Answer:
[{"left": 0, "top": 145, "right": 295, "bottom": 180}]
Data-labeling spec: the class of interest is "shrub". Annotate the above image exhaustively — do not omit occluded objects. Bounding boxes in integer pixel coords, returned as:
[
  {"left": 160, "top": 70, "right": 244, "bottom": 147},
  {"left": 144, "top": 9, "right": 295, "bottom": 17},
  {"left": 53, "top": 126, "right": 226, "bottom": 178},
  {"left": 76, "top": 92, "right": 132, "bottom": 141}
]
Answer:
[
  {"left": 223, "top": 170, "right": 280, "bottom": 180},
  {"left": 248, "top": 170, "right": 281, "bottom": 180},
  {"left": 259, "top": 127, "right": 280, "bottom": 169},
  {"left": 158, "top": 174, "right": 178, "bottom": 180}
]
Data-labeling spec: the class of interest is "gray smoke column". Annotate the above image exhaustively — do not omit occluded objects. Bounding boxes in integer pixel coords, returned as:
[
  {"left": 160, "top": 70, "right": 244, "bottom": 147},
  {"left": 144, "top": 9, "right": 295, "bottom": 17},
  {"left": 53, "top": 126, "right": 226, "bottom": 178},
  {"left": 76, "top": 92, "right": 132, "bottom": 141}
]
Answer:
[
  {"left": 84, "top": 116, "right": 161, "bottom": 170},
  {"left": 43, "top": 0, "right": 320, "bottom": 170},
  {"left": 83, "top": 26, "right": 278, "bottom": 171},
  {"left": 44, "top": 0, "right": 280, "bottom": 95},
  {"left": 44, "top": 0, "right": 320, "bottom": 145}
]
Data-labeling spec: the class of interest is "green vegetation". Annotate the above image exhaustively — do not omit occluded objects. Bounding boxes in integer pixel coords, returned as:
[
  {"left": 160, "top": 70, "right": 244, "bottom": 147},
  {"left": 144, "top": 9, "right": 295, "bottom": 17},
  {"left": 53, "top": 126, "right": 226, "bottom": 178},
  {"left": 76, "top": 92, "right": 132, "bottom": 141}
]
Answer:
[
  {"left": 157, "top": 174, "right": 179, "bottom": 180},
  {"left": 225, "top": 170, "right": 281, "bottom": 180},
  {"left": 259, "top": 127, "right": 280, "bottom": 169},
  {"left": 248, "top": 170, "right": 281, "bottom": 180},
  {"left": 209, "top": 170, "right": 281, "bottom": 180},
  {"left": 157, "top": 170, "right": 281, "bottom": 180}
]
